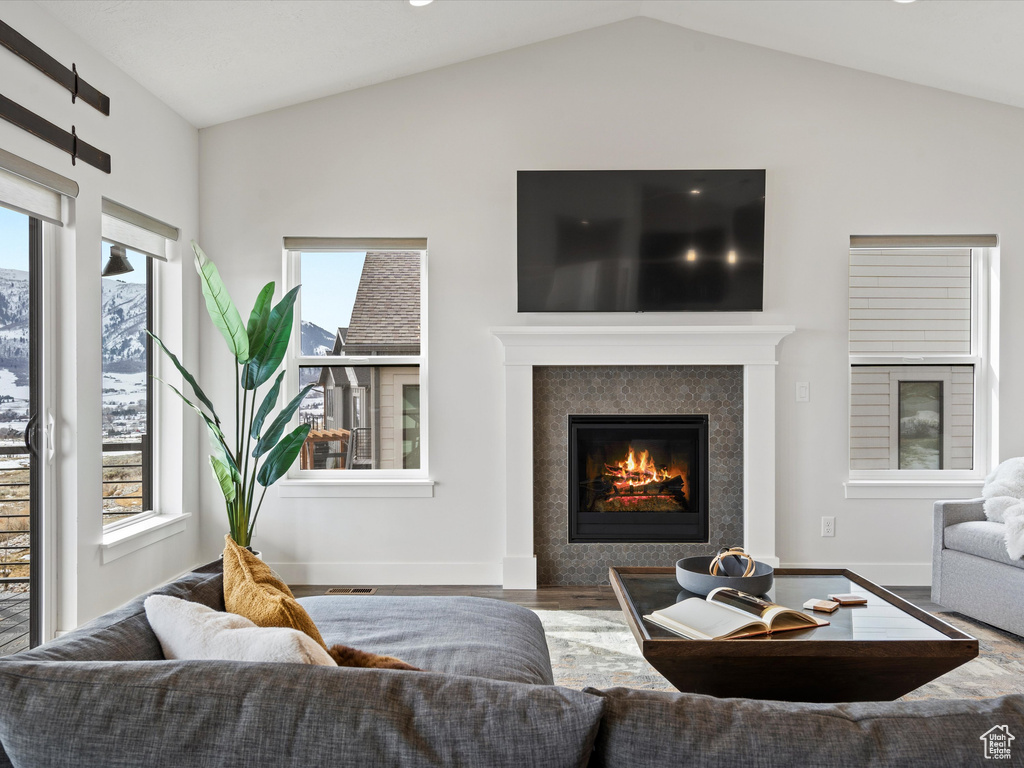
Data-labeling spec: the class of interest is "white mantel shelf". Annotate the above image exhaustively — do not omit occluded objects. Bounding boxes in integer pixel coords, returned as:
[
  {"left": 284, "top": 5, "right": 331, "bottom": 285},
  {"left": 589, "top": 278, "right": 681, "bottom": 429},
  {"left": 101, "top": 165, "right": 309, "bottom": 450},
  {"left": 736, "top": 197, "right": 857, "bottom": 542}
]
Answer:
[
  {"left": 492, "top": 324, "right": 795, "bottom": 589},
  {"left": 491, "top": 326, "right": 795, "bottom": 366}
]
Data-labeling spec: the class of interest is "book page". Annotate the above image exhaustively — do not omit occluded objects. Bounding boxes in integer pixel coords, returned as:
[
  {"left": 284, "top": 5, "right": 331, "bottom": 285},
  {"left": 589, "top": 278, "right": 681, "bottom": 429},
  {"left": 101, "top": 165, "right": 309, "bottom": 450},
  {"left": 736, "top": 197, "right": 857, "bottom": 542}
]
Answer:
[
  {"left": 762, "top": 607, "right": 827, "bottom": 631},
  {"left": 708, "top": 588, "right": 828, "bottom": 633},
  {"left": 707, "top": 588, "right": 776, "bottom": 619},
  {"left": 647, "top": 598, "right": 766, "bottom": 640}
]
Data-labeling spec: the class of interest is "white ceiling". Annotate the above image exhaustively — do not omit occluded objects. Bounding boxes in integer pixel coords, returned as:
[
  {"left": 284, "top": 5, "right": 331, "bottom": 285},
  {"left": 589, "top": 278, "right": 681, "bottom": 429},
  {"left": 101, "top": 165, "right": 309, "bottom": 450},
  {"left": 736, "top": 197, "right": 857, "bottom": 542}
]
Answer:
[{"left": 35, "top": 0, "right": 1024, "bottom": 129}]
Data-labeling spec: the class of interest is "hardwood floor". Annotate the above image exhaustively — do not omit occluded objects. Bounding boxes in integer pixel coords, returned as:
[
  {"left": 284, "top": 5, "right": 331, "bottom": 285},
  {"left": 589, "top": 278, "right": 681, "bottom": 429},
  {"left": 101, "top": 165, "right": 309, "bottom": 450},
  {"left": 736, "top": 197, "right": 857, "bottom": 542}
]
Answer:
[{"left": 290, "top": 583, "right": 940, "bottom": 613}]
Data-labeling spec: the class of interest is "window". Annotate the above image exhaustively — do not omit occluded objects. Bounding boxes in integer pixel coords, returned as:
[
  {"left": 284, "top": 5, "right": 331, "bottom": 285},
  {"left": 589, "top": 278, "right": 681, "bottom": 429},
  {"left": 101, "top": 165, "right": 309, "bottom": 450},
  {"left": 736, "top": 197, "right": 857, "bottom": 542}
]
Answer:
[
  {"left": 0, "top": 148, "right": 77, "bottom": 648},
  {"left": 284, "top": 238, "right": 427, "bottom": 482},
  {"left": 100, "top": 199, "right": 176, "bottom": 527},
  {"left": 848, "top": 237, "right": 994, "bottom": 482},
  {"left": 100, "top": 244, "right": 153, "bottom": 525}
]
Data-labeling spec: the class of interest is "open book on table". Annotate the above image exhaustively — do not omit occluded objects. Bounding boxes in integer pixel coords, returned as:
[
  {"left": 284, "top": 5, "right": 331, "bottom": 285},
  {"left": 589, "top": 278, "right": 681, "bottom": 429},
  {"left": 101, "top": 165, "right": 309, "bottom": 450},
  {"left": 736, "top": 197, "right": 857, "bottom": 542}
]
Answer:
[{"left": 642, "top": 587, "right": 829, "bottom": 640}]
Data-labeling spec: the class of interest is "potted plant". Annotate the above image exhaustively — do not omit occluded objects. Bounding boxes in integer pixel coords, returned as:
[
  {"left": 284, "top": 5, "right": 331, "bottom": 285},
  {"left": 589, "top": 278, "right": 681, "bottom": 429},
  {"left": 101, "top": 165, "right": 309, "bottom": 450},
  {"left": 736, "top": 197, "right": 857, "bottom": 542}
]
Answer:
[{"left": 151, "top": 242, "right": 312, "bottom": 547}]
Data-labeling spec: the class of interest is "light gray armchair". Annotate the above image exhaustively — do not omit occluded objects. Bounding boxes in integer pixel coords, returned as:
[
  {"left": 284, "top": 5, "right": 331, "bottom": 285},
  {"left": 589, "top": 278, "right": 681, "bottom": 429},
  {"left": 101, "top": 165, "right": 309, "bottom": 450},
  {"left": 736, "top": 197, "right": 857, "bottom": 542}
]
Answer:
[{"left": 932, "top": 498, "right": 1024, "bottom": 636}]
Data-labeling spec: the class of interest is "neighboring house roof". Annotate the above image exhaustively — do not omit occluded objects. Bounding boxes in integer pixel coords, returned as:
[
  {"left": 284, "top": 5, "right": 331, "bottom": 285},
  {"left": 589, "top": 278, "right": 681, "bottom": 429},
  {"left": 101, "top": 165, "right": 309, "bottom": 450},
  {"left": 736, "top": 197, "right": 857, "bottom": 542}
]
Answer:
[
  {"left": 331, "top": 327, "right": 348, "bottom": 354},
  {"left": 317, "top": 328, "right": 348, "bottom": 387},
  {"left": 317, "top": 363, "right": 370, "bottom": 390},
  {"left": 344, "top": 251, "right": 420, "bottom": 355}
]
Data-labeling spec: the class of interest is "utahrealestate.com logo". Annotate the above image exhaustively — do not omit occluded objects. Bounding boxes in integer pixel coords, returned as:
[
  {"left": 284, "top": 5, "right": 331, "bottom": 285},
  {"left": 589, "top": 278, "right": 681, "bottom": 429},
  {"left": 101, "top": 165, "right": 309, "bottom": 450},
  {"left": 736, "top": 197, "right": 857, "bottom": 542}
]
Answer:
[{"left": 980, "top": 726, "right": 1015, "bottom": 760}]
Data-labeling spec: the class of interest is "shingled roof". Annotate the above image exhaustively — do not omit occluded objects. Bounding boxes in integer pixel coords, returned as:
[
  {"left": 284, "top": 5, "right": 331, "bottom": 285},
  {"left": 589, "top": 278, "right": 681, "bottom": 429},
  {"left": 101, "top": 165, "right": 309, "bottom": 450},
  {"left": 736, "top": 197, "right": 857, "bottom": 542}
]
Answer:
[{"left": 343, "top": 251, "right": 421, "bottom": 355}]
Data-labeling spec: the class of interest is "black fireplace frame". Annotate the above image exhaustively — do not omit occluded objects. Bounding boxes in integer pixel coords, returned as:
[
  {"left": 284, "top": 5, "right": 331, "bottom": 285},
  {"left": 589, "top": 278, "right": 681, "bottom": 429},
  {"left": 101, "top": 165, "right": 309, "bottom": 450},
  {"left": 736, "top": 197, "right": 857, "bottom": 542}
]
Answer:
[{"left": 567, "top": 414, "right": 709, "bottom": 544}]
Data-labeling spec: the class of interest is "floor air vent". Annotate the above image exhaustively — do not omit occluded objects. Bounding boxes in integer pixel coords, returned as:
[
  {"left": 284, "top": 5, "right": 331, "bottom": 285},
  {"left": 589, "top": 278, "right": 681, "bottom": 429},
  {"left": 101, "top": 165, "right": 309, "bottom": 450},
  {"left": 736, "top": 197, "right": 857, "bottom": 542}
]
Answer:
[{"left": 325, "top": 587, "right": 377, "bottom": 595}]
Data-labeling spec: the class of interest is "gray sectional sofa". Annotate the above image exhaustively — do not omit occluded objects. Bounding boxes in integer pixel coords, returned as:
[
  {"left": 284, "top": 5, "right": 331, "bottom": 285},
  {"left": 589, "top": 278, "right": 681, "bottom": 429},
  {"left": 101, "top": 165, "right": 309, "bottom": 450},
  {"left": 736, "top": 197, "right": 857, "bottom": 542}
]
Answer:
[
  {"left": 933, "top": 498, "right": 1024, "bottom": 637},
  {"left": 0, "top": 563, "right": 1021, "bottom": 767}
]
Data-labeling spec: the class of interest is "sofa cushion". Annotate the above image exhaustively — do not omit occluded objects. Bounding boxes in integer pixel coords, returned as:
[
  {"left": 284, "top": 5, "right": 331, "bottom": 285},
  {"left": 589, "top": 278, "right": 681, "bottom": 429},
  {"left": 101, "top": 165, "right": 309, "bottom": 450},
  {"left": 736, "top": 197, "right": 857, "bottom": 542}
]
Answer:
[
  {"left": 944, "top": 521, "right": 1024, "bottom": 570},
  {"left": 144, "top": 595, "right": 336, "bottom": 666},
  {"left": 6, "top": 567, "right": 225, "bottom": 663},
  {"left": 300, "top": 595, "right": 555, "bottom": 685},
  {"left": 223, "top": 536, "right": 328, "bottom": 648},
  {"left": 584, "top": 687, "right": 1024, "bottom": 768},
  {"left": 0, "top": 660, "right": 604, "bottom": 768}
]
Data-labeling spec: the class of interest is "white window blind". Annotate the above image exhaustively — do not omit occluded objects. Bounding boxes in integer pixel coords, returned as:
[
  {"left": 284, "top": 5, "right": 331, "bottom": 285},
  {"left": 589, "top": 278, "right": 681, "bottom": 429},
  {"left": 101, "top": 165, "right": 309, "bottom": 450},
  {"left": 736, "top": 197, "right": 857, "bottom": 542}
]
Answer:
[
  {"left": 283, "top": 237, "right": 427, "bottom": 251},
  {"left": 0, "top": 148, "right": 78, "bottom": 226},
  {"left": 101, "top": 198, "right": 179, "bottom": 261},
  {"left": 849, "top": 248, "right": 972, "bottom": 355}
]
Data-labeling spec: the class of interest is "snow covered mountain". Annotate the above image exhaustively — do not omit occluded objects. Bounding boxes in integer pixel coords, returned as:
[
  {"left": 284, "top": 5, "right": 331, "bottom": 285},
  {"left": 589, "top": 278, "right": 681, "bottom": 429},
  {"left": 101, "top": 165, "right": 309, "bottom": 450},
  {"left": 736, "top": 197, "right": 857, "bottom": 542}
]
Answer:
[
  {"left": 301, "top": 321, "right": 335, "bottom": 356},
  {"left": 0, "top": 269, "right": 30, "bottom": 374},
  {"left": 101, "top": 278, "right": 148, "bottom": 372}
]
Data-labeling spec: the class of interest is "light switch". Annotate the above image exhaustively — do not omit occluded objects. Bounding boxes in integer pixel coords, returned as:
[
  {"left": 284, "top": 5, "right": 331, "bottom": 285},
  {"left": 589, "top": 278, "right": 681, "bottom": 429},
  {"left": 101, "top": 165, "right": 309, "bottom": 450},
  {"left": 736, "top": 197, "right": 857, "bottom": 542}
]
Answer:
[{"left": 796, "top": 381, "right": 810, "bottom": 402}]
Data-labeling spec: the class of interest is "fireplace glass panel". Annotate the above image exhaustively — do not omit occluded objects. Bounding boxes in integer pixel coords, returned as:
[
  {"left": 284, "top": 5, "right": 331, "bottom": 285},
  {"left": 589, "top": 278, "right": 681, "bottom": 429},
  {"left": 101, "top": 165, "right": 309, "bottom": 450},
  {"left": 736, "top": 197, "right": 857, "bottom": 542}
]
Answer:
[{"left": 568, "top": 415, "right": 709, "bottom": 543}]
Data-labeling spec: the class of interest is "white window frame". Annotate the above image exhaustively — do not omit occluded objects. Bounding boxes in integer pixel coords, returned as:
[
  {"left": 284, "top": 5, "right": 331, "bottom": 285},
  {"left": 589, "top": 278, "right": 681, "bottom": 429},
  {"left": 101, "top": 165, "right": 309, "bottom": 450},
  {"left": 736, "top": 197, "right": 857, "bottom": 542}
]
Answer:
[
  {"left": 845, "top": 240, "right": 996, "bottom": 499},
  {"left": 98, "top": 201, "right": 190, "bottom": 559},
  {"left": 278, "top": 242, "right": 433, "bottom": 498},
  {"left": 100, "top": 245, "right": 158, "bottom": 533}
]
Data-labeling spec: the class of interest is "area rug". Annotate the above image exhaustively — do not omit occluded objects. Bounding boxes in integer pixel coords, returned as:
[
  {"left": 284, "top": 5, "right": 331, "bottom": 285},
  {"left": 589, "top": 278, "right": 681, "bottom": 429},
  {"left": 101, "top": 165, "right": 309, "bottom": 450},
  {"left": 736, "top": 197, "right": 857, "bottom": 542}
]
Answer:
[{"left": 532, "top": 609, "right": 1024, "bottom": 700}]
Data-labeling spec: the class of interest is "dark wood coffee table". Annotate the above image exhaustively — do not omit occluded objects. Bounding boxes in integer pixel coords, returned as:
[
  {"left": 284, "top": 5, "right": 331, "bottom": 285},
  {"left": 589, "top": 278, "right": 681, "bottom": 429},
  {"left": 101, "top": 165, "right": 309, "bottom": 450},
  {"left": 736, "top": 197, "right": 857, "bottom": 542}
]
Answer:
[{"left": 609, "top": 566, "right": 978, "bottom": 702}]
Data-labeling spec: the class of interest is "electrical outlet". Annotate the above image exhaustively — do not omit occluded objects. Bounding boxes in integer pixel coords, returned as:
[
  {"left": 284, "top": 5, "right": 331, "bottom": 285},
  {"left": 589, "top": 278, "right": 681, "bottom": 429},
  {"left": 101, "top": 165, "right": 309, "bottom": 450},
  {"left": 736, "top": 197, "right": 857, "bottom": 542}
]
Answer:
[{"left": 821, "top": 516, "right": 835, "bottom": 537}]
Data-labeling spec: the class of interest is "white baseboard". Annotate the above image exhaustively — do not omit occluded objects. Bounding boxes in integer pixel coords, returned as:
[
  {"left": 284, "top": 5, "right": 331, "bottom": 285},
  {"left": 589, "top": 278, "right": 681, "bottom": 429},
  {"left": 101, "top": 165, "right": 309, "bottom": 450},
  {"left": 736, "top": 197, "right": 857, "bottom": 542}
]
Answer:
[
  {"left": 268, "top": 561, "right": 503, "bottom": 586},
  {"left": 502, "top": 556, "right": 538, "bottom": 589},
  {"left": 781, "top": 562, "right": 932, "bottom": 587}
]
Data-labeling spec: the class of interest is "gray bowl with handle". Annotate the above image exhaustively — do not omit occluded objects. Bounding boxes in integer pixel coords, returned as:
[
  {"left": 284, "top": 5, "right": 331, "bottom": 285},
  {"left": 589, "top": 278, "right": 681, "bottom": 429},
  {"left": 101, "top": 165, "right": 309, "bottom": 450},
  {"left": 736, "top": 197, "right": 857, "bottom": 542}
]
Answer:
[{"left": 676, "top": 555, "right": 774, "bottom": 597}]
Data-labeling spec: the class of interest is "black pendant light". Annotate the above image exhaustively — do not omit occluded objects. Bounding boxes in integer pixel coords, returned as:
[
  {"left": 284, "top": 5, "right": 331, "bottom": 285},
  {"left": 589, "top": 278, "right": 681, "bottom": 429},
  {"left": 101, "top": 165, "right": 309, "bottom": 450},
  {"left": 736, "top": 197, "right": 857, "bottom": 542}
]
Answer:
[{"left": 101, "top": 244, "right": 134, "bottom": 277}]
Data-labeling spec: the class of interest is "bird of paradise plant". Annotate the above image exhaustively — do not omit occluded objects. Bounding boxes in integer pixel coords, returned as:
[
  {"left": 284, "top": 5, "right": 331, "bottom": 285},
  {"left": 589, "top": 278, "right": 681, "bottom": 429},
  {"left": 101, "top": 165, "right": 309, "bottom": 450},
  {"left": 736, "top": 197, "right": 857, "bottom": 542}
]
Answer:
[{"left": 150, "top": 241, "right": 313, "bottom": 547}]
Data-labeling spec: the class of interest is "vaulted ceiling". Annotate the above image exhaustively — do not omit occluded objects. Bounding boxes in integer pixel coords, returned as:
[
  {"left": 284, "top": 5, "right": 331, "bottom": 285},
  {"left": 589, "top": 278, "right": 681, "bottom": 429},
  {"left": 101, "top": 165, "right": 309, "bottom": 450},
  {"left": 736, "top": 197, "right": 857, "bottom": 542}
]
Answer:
[{"left": 36, "top": 0, "right": 1024, "bottom": 128}]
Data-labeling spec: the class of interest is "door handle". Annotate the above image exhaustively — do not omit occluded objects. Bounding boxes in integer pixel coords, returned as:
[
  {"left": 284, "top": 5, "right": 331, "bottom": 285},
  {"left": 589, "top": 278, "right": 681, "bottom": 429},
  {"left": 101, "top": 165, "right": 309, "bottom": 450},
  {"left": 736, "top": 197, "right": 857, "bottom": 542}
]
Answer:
[
  {"left": 45, "top": 412, "right": 54, "bottom": 462},
  {"left": 23, "top": 413, "right": 37, "bottom": 456}
]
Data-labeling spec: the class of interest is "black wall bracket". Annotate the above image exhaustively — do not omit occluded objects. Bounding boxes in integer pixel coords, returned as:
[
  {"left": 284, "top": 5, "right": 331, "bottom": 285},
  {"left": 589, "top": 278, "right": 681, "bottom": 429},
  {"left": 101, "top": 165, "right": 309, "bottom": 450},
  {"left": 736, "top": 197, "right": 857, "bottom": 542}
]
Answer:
[
  {"left": 0, "top": 93, "right": 110, "bottom": 173},
  {"left": 0, "top": 19, "right": 110, "bottom": 115}
]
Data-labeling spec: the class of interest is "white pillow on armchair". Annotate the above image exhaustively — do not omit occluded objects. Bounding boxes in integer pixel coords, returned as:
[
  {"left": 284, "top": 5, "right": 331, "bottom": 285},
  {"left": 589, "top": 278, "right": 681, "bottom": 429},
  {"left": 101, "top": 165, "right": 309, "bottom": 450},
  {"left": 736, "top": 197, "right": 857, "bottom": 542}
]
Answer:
[
  {"left": 982, "top": 457, "right": 1024, "bottom": 559},
  {"left": 982, "top": 456, "right": 1024, "bottom": 523}
]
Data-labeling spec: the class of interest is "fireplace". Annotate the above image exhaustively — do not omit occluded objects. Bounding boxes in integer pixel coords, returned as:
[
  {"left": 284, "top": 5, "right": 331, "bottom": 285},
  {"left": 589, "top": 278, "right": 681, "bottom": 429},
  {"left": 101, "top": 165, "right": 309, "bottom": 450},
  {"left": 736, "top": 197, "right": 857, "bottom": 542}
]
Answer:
[
  {"left": 568, "top": 414, "right": 709, "bottom": 543},
  {"left": 493, "top": 325, "right": 793, "bottom": 588}
]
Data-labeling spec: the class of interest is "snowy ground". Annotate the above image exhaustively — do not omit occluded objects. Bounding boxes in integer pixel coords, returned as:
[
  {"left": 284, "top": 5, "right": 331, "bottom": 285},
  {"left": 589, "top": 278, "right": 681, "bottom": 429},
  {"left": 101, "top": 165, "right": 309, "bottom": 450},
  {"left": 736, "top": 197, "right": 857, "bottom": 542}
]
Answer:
[
  {"left": 103, "top": 371, "right": 147, "bottom": 441},
  {"left": 0, "top": 369, "right": 29, "bottom": 439},
  {"left": 102, "top": 371, "right": 147, "bottom": 407}
]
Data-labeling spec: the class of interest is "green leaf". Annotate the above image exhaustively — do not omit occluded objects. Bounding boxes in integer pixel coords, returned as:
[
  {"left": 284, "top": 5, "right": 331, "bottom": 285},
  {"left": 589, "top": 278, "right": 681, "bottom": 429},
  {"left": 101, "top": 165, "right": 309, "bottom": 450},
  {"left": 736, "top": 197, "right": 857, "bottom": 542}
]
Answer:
[
  {"left": 209, "top": 456, "right": 236, "bottom": 503},
  {"left": 254, "top": 384, "right": 313, "bottom": 459},
  {"left": 193, "top": 241, "right": 249, "bottom": 364},
  {"left": 251, "top": 371, "right": 285, "bottom": 441},
  {"left": 208, "top": 426, "right": 242, "bottom": 484},
  {"left": 246, "top": 282, "right": 275, "bottom": 361},
  {"left": 148, "top": 331, "right": 220, "bottom": 426},
  {"left": 242, "top": 286, "right": 299, "bottom": 390},
  {"left": 257, "top": 424, "right": 311, "bottom": 487},
  {"left": 155, "top": 377, "right": 233, "bottom": 461}
]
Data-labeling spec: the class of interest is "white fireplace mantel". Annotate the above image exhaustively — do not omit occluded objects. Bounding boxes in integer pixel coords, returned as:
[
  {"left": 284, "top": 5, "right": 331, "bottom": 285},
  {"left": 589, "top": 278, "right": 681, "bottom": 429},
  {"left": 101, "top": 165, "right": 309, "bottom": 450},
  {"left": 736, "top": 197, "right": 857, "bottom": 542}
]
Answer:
[{"left": 492, "top": 325, "right": 795, "bottom": 589}]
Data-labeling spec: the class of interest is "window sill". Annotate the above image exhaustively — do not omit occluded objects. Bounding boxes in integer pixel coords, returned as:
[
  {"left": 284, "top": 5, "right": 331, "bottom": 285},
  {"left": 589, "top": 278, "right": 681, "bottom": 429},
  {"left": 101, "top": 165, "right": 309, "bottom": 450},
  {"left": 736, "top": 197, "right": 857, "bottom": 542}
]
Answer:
[
  {"left": 100, "top": 513, "right": 191, "bottom": 564},
  {"left": 277, "top": 478, "right": 435, "bottom": 498},
  {"left": 843, "top": 480, "right": 984, "bottom": 500}
]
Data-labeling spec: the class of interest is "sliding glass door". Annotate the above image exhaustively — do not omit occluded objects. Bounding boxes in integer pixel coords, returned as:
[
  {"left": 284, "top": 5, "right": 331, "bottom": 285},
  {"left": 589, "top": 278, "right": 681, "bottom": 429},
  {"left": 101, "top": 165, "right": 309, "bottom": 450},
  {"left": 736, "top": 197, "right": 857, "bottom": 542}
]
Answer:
[{"left": 0, "top": 206, "right": 41, "bottom": 654}]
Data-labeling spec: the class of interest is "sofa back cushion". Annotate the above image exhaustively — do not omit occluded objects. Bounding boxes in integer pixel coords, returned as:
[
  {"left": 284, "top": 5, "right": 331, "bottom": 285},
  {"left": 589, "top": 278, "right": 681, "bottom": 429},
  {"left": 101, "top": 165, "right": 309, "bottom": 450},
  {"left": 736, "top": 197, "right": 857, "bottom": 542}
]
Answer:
[
  {"left": 7, "top": 567, "right": 224, "bottom": 663},
  {"left": 0, "top": 660, "right": 603, "bottom": 768},
  {"left": 585, "top": 687, "right": 1024, "bottom": 768}
]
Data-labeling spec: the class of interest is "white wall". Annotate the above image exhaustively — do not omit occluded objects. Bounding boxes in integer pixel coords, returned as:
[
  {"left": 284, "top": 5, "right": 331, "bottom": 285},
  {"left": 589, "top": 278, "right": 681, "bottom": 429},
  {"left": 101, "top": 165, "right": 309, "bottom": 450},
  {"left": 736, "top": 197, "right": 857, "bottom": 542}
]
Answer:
[
  {"left": 0, "top": 2, "right": 202, "bottom": 628},
  {"left": 199, "top": 18, "right": 1024, "bottom": 585}
]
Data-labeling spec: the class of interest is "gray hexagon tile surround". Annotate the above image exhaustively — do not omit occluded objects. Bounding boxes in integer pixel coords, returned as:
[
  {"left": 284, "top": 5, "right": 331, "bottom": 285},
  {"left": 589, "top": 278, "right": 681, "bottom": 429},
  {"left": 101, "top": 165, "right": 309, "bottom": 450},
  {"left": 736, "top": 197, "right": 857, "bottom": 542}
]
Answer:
[{"left": 533, "top": 365, "right": 744, "bottom": 586}]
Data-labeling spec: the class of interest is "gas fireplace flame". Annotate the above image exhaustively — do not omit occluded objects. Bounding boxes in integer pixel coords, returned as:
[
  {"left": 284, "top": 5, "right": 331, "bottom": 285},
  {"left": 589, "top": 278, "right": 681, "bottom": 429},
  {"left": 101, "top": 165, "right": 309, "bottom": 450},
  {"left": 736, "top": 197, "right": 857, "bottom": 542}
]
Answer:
[{"left": 605, "top": 446, "right": 672, "bottom": 490}]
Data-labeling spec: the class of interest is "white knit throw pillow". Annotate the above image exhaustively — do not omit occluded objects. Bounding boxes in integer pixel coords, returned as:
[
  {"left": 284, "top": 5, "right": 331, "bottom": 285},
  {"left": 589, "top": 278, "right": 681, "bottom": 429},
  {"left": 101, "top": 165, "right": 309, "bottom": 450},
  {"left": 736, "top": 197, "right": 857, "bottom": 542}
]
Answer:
[
  {"left": 981, "top": 457, "right": 1024, "bottom": 560},
  {"left": 144, "top": 595, "right": 336, "bottom": 666},
  {"left": 982, "top": 457, "right": 1024, "bottom": 523}
]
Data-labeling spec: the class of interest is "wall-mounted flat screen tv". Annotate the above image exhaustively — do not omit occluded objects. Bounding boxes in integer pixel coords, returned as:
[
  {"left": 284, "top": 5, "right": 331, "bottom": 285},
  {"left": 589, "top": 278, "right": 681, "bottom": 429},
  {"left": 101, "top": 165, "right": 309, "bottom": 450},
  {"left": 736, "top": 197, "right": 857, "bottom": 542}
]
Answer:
[{"left": 517, "top": 169, "right": 765, "bottom": 312}]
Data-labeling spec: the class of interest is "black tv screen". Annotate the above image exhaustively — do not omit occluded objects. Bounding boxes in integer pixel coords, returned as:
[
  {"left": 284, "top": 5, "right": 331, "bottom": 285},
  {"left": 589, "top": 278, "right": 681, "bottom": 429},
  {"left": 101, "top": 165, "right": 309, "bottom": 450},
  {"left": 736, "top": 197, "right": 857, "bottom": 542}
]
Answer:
[{"left": 517, "top": 170, "right": 765, "bottom": 312}]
